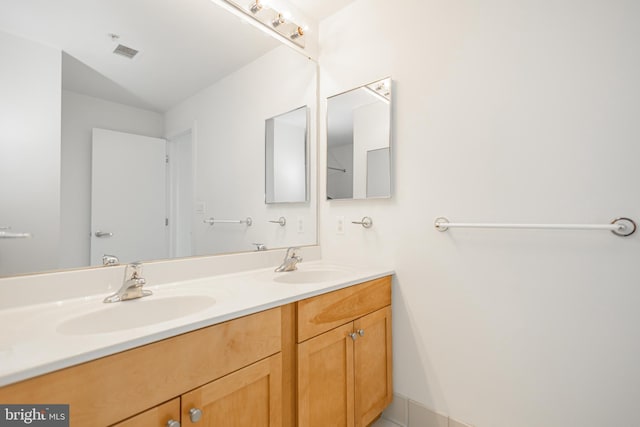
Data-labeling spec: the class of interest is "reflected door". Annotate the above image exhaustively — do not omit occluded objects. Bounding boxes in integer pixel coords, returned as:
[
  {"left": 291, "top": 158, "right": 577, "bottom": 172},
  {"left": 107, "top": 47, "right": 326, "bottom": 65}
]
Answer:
[{"left": 90, "top": 128, "right": 168, "bottom": 265}]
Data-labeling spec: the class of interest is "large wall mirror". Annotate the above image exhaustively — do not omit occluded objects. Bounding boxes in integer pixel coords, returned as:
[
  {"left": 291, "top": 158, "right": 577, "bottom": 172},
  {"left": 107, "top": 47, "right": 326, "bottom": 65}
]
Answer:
[
  {"left": 327, "top": 77, "right": 391, "bottom": 200},
  {"left": 0, "top": 0, "right": 317, "bottom": 277}
]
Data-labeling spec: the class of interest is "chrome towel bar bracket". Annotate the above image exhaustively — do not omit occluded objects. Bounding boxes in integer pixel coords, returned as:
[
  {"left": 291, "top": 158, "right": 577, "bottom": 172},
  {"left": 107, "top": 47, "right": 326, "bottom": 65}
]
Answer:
[
  {"left": 269, "top": 217, "right": 286, "bottom": 227},
  {"left": 352, "top": 217, "right": 373, "bottom": 229}
]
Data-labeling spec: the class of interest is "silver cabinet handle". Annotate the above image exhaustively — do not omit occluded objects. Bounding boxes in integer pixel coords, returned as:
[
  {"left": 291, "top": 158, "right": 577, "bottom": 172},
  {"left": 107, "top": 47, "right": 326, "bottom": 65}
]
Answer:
[
  {"left": 189, "top": 408, "right": 203, "bottom": 423},
  {"left": 166, "top": 420, "right": 181, "bottom": 427},
  {"left": 94, "top": 231, "right": 113, "bottom": 238},
  {"left": 357, "top": 329, "right": 365, "bottom": 337},
  {"left": 269, "top": 217, "right": 287, "bottom": 226},
  {"left": 348, "top": 332, "right": 358, "bottom": 341},
  {"left": 352, "top": 217, "right": 373, "bottom": 228}
]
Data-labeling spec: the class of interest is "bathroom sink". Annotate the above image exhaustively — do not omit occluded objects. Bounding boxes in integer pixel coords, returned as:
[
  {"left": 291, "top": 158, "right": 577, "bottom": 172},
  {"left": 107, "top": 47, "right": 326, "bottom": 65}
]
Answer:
[
  {"left": 272, "top": 268, "right": 352, "bottom": 284},
  {"left": 57, "top": 295, "right": 216, "bottom": 335}
]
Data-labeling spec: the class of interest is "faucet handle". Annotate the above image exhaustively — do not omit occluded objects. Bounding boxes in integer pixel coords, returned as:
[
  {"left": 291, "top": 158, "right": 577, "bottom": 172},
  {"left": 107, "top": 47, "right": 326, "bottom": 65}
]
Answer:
[
  {"left": 125, "top": 262, "right": 144, "bottom": 279},
  {"left": 286, "top": 246, "right": 300, "bottom": 257},
  {"left": 286, "top": 247, "right": 302, "bottom": 263}
]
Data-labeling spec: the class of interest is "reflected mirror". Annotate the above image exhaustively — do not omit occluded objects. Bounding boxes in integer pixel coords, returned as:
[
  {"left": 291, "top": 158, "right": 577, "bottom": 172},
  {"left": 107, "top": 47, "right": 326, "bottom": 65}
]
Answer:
[
  {"left": 0, "top": 0, "right": 317, "bottom": 277},
  {"left": 327, "top": 77, "right": 391, "bottom": 200},
  {"left": 266, "top": 106, "right": 309, "bottom": 204}
]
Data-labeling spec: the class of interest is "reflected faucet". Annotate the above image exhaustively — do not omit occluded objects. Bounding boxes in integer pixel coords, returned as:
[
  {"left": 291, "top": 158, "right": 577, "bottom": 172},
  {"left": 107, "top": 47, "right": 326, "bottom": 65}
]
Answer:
[
  {"left": 102, "top": 254, "right": 120, "bottom": 266},
  {"left": 103, "top": 262, "right": 152, "bottom": 303},
  {"left": 275, "top": 247, "right": 302, "bottom": 272},
  {"left": 253, "top": 243, "right": 267, "bottom": 251}
]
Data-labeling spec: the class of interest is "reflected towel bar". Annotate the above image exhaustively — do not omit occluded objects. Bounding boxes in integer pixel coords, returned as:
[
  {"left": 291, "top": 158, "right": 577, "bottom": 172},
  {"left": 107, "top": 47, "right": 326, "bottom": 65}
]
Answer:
[
  {"left": 328, "top": 166, "right": 346, "bottom": 173},
  {"left": 203, "top": 217, "right": 253, "bottom": 226},
  {"left": 0, "top": 231, "right": 32, "bottom": 239},
  {"left": 434, "top": 217, "right": 636, "bottom": 237}
]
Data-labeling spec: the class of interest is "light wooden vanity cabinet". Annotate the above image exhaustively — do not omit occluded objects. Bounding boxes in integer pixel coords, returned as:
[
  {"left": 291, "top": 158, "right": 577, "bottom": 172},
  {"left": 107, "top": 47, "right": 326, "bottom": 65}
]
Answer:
[
  {"left": 297, "top": 276, "right": 393, "bottom": 427},
  {"left": 112, "top": 353, "right": 283, "bottom": 427},
  {"left": 180, "top": 353, "right": 283, "bottom": 427},
  {"left": 0, "top": 307, "right": 283, "bottom": 427},
  {"left": 112, "top": 398, "right": 181, "bottom": 427},
  {"left": 0, "top": 275, "right": 392, "bottom": 427}
]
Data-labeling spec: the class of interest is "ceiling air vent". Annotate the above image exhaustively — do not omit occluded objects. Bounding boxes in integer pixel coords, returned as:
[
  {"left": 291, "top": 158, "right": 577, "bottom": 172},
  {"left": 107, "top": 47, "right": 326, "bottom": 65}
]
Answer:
[{"left": 113, "top": 44, "right": 139, "bottom": 59}]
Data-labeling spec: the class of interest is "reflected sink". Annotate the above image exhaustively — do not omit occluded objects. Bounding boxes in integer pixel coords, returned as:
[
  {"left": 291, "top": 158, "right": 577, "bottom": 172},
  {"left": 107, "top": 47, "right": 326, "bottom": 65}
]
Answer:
[
  {"left": 57, "top": 296, "right": 216, "bottom": 335},
  {"left": 272, "top": 269, "right": 351, "bottom": 284}
]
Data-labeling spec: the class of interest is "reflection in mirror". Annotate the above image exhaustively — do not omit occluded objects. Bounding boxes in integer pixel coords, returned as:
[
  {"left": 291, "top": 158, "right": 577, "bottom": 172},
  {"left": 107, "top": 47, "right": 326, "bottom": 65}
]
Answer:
[
  {"left": 266, "top": 106, "right": 309, "bottom": 204},
  {"left": 0, "top": 0, "right": 317, "bottom": 277},
  {"left": 327, "top": 77, "right": 391, "bottom": 200}
]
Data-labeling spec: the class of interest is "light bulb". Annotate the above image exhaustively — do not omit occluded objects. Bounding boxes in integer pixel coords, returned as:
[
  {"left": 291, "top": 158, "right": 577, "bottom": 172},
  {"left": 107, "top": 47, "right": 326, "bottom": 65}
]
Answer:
[{"left": 249, "top": 0, "right": 262, "bottom": 14}]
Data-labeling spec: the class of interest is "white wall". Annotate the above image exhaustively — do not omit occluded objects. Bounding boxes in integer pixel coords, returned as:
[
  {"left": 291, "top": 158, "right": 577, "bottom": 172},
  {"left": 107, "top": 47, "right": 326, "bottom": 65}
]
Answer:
[
  {"left": 60, "top": 90, "right": 164, "bottom": 268},
  {"left": 0, "top": 30, "right": 61, "bottom": 276},
  {"left": 319, "top": 1, "right": 640, "bottom": 426},
  {"left": 165, "top": 45, "right": 317, "bottom": 255}
]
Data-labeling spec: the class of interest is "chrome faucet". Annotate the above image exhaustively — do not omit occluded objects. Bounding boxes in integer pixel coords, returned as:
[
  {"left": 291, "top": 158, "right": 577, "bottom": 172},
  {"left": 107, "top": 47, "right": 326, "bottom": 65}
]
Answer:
[
  {"left": 103, "top": 262, "right": 152, "bottom": 303},
  {"left": 275, "top": 247, "right": 302, "bottom": 272},
  {"left": 102, "top": 254, "right": 120, "bottom": 266}
]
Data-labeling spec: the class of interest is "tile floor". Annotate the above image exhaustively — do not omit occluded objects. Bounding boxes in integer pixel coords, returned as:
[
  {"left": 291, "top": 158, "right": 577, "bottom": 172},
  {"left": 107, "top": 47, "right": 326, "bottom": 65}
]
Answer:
[{"left": 371, "top": 418, "right": 402, "bottom": 427}]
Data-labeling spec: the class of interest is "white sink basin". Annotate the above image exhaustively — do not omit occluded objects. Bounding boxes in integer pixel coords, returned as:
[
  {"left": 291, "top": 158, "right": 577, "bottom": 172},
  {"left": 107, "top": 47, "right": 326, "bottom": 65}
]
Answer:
[
  {"left": 57, "top": 296, "right": 216, "bottom": 335},
  {"left": 272, "top": 269, "right": 351, "bottom": 284}
]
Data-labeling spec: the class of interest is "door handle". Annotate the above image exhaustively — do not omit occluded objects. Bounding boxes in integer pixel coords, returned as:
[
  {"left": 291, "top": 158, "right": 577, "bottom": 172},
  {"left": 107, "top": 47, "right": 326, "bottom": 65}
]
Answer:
[{"left": 95, "top": 231, "right": 113, "bottom": 238}]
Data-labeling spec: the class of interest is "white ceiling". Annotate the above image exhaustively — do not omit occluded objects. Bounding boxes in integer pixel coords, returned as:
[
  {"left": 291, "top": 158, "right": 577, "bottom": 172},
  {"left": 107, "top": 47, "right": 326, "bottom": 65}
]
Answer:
[
  {"left": 0, "top": 0, "right": 355, "bottom": 112},
  {"left": 0, "top": 0, "right": 280, "bottom": 112}
]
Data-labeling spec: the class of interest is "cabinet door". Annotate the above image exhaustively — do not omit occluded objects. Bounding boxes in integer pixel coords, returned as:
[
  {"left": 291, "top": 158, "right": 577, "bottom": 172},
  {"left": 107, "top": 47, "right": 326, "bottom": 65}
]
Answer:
[
  {"left": 112, "top": 398, "right": 180, "bottom": 427},
  {"left": 298, "top": 322, "right": 355, "bottom": 427},
  {"left": 354, "top": 306, "right": 393, "bottom": 427},
  {"left": 181, "top": 353, "right": 282, "bottom": 427}
]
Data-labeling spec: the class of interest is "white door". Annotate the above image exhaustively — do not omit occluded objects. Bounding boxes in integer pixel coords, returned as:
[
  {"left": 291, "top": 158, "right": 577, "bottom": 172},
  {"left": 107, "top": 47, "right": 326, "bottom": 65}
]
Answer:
[
  {"left": 167, "top": 131, "right": 194, "bottom": 258},
  {"left": 90, "top": 128, "right": 168, "bottom": 266}
]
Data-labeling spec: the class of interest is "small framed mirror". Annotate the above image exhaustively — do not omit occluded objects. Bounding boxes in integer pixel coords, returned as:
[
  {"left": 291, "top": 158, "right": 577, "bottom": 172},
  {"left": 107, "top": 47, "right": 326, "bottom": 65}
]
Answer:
[
  {"left": 327, "top": 77, "right": 391, "bottom": 200},
  {"left": 265, "top": 105, "right": 309, "bottom": 203}
]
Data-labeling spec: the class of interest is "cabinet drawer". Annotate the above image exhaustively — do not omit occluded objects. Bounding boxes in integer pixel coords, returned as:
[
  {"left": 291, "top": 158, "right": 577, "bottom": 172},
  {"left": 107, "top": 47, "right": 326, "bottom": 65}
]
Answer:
[
  {"left": 0, "top": 307, "right": 282, "bottom": 427},
  {"left": 297, "top": 276, "right": 391, "bottom": 342}
]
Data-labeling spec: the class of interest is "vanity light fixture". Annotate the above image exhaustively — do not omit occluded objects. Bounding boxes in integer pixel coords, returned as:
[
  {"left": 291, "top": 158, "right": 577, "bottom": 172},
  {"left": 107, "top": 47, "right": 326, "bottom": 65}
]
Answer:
[
  {"left": 272, "top": 13, "right": 285, "bottom": 27},
  {"left": 290, "top": 26, "right": 304, "bottom": 40},
  {"left": 249, "top": 0, "right": 262, "bottom": 14},
  {"left": 220, "top": 0, "right": 307, "bottom": 48}
]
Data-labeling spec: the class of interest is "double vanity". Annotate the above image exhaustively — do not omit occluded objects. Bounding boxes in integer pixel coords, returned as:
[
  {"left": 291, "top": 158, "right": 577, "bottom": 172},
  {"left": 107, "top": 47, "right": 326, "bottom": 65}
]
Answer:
[{"left": 0, "top": 258, "right": 393, "bottom": 427}]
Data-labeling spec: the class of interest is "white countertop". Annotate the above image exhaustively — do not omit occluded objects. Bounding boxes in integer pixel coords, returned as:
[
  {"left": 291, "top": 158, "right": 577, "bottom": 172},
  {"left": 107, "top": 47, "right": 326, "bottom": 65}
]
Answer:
[{"left": 0, "top": 261, "right": 393, "bottom": 387}]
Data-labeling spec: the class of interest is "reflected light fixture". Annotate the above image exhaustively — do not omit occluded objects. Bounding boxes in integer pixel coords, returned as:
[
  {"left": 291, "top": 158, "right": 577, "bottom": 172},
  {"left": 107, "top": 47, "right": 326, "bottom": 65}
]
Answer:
[{"left": 365, "top": 78, "right": 392, "bottom": 104}]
